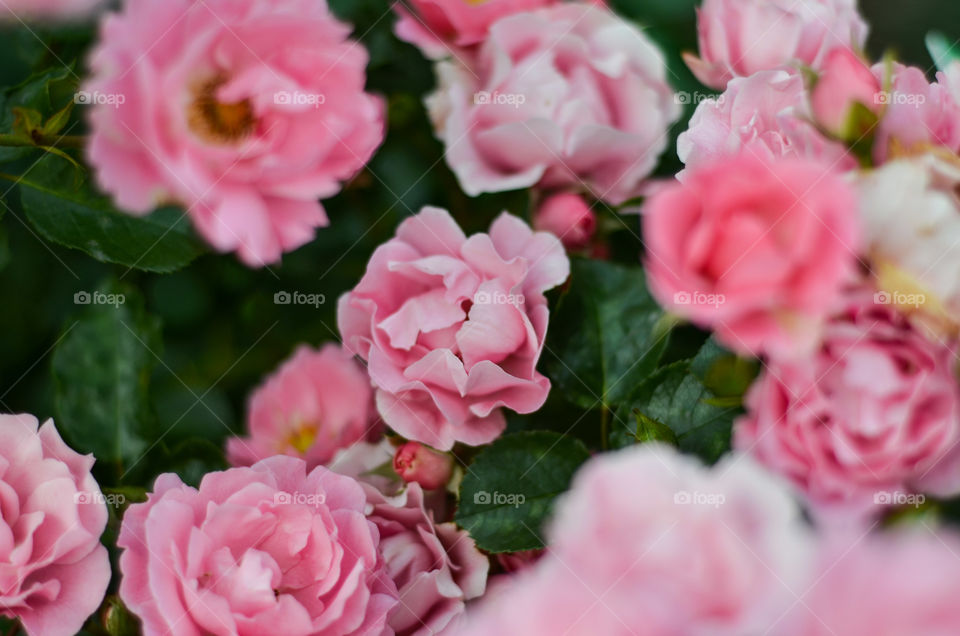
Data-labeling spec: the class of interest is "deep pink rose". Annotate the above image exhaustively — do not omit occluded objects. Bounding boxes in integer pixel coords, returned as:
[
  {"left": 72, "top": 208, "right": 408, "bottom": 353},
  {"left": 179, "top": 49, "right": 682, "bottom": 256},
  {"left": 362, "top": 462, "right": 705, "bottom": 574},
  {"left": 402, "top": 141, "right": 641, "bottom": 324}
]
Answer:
[
  {"left": 85, "top": 0, "right": 385, "bottom": 266},
  {"left": 366, "top": 483, "right": 488, "bottom": 635},
  {"left": 338, "top": 207, "right": 569, "bottom": 450},
  {"left": 0, "top": 414, "right": 111, "bottom": 636},
  {"left": 227, "top": 344, "right": 374, "bottom": 471},
  {"left": 118, "top": 456, "right": 398, "bottom": 636},
  {"left": 678, "top": 69, "right": 855, "bottom": 175},
  {"left": 782, "top": 531, "right": 960, "bottom": 635},
  {"left": 735, "top": 289, "right": 960, "bottom": 518},
  {"left": 643, "top": 153, "right": 860, "bottom": 357},
  {"left": 456, "top": 445, "right": 813, "bottom": 635},
  {"left": 685, "top": 0, "right": 868, "bottom": 90},
  {"left": 393, "top": 442, "right": 454, "bottom": 490},
  {"left": 2, "top": 0, "right": 101, "bottom": 19},
  {"left": 810, "top": 47, "right": 881, "bottom": 136},
  {"left": 873, "top": 63, "right": 960, "bottom": 161},
  {"left": 393, "top": 0, "right": 555, "bottom": 59},
  {"left": 533, "top": 193, "right": 596, "bottom": 251},
  {"left": 426, "top": 3, "right": 679, "bottom": 205}
]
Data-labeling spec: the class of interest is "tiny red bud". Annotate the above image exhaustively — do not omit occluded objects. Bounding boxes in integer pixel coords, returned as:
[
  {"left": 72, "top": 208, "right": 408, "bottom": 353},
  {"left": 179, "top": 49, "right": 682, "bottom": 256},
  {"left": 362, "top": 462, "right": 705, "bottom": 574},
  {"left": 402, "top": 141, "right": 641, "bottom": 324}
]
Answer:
[{"left": 393, "top": 442, "right": 453, "bottom": 490}]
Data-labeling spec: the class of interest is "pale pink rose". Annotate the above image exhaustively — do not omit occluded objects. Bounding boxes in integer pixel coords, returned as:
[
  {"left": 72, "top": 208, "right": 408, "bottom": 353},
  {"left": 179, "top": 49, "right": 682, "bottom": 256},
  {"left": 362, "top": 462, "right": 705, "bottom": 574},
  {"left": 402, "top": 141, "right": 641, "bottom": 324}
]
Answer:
[
  {"left": 782, "top": 530, "right": 960, "bottom": 635},
  {"left": 873, "top": 63, "right": 960, "bottom": 161},
  {"left": 678, "top": 69, "right": 855, "bottom": 175},
  {"left": 366, "top": 483, "right": 488, "bottom": 636},
  {"left": 393, "top": 0, "right": 555, "bottom": 59},
  {"left": 0, "top": 414, "right": 111, "bottom": 636},
  {"left": 1, "top": 0, "right": 101, "bottom": 19},
  {"left": 456, "top": 445, "right": 813, "bottom": 635},
  {"left": 735, "top": 288, "right": 960, "bottom": 518},
  {"left": 85, "top": 0, "right": 385, "bottom": 267},
  {"left": 426, "top": 3, "right": 679, "bottom": 205},
  {"left": 643, "top": 153, "right": 860, "bottom": 357},
  {"left": 226, "top": 344, "right": 374, "bottom": 471},
  {"left": 393, "top": 442, "right": 454, "bottom": 490},
  {"left": 338, "top": 207, "right": 569, "bottom": 450},
  {"left": 811, "top": 47, "right": 881, "bottom": 136},
  {"left": 118, "top": 456, "right": 398, "bottom": 636},
  {"left": 684, "top": 0, "right": 868, "bottom": 90},
  {"left": 533, "top": 193, "right": 596, "bottom": 250}
]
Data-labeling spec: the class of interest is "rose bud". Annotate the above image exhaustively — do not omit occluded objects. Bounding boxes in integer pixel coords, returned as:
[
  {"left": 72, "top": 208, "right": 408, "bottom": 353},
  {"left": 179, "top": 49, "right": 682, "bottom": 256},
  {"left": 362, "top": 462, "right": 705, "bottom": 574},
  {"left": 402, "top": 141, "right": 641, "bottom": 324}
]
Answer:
[
  {"left": 534, "top": 193, "right": 596, "bottom": 250},
  {"left": 394, "top": 442, "right": 454, "bottom": 490},
  {"left": 811, "top": 47, "right": 882, "bottom": 139}
]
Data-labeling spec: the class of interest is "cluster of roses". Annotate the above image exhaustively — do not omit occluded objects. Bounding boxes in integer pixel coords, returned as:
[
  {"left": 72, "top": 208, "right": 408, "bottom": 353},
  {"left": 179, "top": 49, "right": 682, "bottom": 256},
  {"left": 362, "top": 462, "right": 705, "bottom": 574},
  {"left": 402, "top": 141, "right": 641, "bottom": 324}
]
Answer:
[{"left": 4, "top": 0, "right": 960, "bottom": 634}]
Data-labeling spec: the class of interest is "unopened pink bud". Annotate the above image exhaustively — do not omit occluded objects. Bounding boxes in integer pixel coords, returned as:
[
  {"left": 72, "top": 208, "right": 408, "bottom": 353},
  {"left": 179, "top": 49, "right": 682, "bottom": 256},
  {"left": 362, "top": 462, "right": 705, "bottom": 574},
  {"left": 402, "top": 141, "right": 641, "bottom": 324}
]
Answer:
[
  {"left": 393, "top": 442, "right": 453, "bottom": 490},
  {"left": 534, "top": 193, "right": 596, "bottom": 250}
]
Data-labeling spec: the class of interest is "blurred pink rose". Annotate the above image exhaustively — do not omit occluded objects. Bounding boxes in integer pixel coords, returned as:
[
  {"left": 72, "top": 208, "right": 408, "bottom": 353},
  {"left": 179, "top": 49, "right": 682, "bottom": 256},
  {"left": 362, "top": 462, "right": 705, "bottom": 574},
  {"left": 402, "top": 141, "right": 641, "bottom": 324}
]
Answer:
[
  {"left": 456, "top": 445, "right": 813, "bottom": 635},
  {"left": 367, "top": 483, "right": 488, "bottom": 635},
  {"left": 226, "top": 344, "right": 374, "bottom": 471},
  {"left": 1, "top": 0, "right": 101, "bottom": 19},
  {"left": 810, "top": 47, "right": 881, "bottom": 137},
  {"left": 533, "top": 193, "right": 596, "bottom": 251},
  {"left": 678, "top": 69, "right": 855, "bottom": 175},
  {"left": 782, "top": 530, "right": 960, "bottom": 635},
  {"left": 873, "top": 63, "right": 960, "bottom": 161},
  {"left": 338, "top": 207, "right": 569, "bottom": 450},
  {"left": 86, "top": 0, "right": 384, "bottom": 266},
  {"left": 118, "top": 456, "right": 398, "bottom": 636},
  {"left": 0, "top": 414, "right": 111, "bottom": 636},
  {"left": 393, "top": 0, "right": 555, "bottom": 59},
  {"left": 426, "top": 3, "right": 679, "bottom": 205},
  {"left": 685, "top": 0, "right": 868, "bottom": 90},
  {"left": 393, "top": 442, "right": 454, "bottom": 490},
  {"left": 735, "top": 289, "right": 960, "bottom": 518},
  {"left": 643, "top": 153, "right": 860, "bottom": 357}
]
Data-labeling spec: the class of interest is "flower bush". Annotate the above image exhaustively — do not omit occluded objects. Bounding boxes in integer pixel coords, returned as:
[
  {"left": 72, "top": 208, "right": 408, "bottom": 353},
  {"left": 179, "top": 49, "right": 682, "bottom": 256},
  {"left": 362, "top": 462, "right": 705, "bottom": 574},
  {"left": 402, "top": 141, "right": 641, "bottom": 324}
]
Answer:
[{"left": 1, "top": 0, "right": 960, "bottom": 634}]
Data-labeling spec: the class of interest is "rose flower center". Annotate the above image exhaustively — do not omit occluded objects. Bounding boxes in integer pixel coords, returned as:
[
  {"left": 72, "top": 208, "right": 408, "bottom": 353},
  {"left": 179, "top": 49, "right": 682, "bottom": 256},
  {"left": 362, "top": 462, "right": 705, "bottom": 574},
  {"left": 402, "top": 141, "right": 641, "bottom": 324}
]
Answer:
[{"left": 188, "top": 75, "right": 256, "bottom": 144}]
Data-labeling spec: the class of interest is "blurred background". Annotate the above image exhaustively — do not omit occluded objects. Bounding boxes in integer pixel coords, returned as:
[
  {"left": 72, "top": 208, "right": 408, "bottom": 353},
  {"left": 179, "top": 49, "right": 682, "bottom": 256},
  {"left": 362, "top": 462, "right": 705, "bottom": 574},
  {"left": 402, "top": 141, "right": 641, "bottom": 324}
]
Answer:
[{"left": 0, "top": 0, "right": 957, "bottom": 487}]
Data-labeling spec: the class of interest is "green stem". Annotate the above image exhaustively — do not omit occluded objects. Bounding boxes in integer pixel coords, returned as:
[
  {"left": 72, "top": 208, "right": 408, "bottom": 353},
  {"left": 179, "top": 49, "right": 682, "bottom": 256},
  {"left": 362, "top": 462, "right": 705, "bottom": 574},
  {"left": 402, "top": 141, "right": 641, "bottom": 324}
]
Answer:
[
  {"left": 600, "top": 405, "right": 610, "bottom": 451},
  {"left": 0, "top": 133, "right": 85, "bottom": 149}
]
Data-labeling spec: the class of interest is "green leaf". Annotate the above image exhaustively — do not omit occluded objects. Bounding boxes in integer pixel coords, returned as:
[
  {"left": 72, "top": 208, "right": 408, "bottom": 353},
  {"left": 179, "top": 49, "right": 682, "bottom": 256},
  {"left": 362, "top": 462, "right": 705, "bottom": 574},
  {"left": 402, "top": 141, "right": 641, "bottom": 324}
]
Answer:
[
  {"left": 927, "top": 32, "right": 960, "bottom": 72},
  {"left": 52, "top": 280, "right": 161, "bottom": 470},
  {"left": 19, "top": 155, "right": 206, "bottom": 272},
  {"left": 613, "top": 339, "right": 751, "bottom": 463},
  {"left": 632, "top": 408, "right": 678, "bottom": 445},
  {"left": 455, "top": 431, "right": 590, "bottom": 552},
  {"left": 0, "top": 66, "right": 77, "bottom": 162},
  {"left": 544, "top": 259, "right": 670, "bottom": 411}
]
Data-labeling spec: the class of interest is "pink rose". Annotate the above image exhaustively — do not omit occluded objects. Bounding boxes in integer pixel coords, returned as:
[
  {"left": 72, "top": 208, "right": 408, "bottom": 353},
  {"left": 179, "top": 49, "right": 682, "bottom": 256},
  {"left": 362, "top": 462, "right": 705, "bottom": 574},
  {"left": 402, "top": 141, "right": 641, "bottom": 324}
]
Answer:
[
  {"left": 643, "top": 153, "right": 860, "bottom": 357},
  {"left": 226, "top": 344, "right": 374, "bottom": 471},
  {"left": 811, "top": 47, "right": 882, "bottom": 137},
  {"left": 426, "top": 3, "right": 679, "bottom": 205},
  {"left": 456, "top": 445, "right": 813, "bottom": 635},
  {"left": 678, "top": 69, "right": 855, "bottom": 175},
  {"left": 118, "top": 456, "right": 398, "bottom": 636},
  {"left": 873, "top": 63, "right": 960, "bottom": 161},
  {"left": 0, "top": 414, "right": 111, "bottom": 636},
  {"left": 85, "top": 0, "right": 385, "bottom": 266},
  {"left": 684, "top": 0, "right": 868, "bottom": 90},
  {"left": 366, "top": 483, "right": 488, "bottom": 635},
  {"left": 533, "top": 193, "right": 596, "bottom": 250},
  {"left": 782, "top": 531, "right": 960, "bottom": 635},
  {"left": 393, "top": 442, "right": 454, "bottom": 490},
  {"left": 735, "top": 289, "right": 960, "bottom": 518},
  {"left": 338, "top": 207, "right": 569, "bottom": 450},
  {"left": 393, "top": 0, "right": 555, "bottom": 59},
  {"left": 2, "top": 0, "right": 101, "bottom": 19}
]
